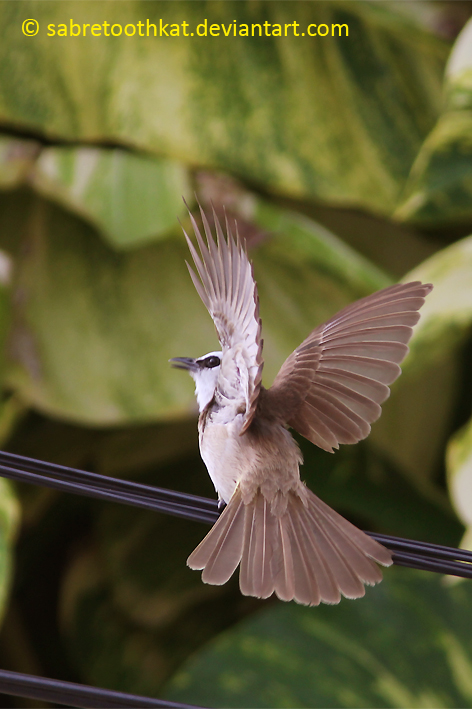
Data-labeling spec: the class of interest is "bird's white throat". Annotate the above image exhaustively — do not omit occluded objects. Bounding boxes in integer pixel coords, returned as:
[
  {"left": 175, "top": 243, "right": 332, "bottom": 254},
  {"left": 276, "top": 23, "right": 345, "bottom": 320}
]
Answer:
[
  {"left": 192, "top": 368, "right": 219, "bottom": 411},
  {"left": 190, "top": 351, "right": 222, "bottom": 412}
]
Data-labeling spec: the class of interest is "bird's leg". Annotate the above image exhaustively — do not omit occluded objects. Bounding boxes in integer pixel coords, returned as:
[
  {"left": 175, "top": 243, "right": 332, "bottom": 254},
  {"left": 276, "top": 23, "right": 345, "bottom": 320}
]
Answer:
[{"left": 217, "top": 497, "right": 226, "bottom": 511}]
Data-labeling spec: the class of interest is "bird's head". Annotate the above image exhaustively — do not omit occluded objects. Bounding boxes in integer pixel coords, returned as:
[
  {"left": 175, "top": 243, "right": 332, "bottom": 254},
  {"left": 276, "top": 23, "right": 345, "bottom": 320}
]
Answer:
[{"left": 170, "top": 351, "right": 222, "bottom": 412}]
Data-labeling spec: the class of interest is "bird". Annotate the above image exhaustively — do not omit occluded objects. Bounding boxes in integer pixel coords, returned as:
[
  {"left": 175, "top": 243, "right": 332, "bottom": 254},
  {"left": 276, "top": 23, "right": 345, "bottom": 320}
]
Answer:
[{"left": 170, "top": 205, "right": 433, "bottom": 606}]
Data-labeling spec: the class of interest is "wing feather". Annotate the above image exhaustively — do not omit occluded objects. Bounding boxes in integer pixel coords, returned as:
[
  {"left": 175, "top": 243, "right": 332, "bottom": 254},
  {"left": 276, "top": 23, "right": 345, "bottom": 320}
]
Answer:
[
  {"left": 319, "top": 356, "right": 401, "bottom": 384},
  {"left": 183, "top": 206, "right": 263, "bottom": 430},
  {"left": 314, "top": 379, "right": 381, "bottom": 420},
  {"left": 306, "top": 392, "right": 370, "bottom": 438},
  {"left": 263, "top": 281, "right": 432, "bottom": 452},
  {"left": 315, "top": 371, "right": 389, "bottom": 404},
  {"left": 291, "top": 406, "right": 340, "bottom": 451}
]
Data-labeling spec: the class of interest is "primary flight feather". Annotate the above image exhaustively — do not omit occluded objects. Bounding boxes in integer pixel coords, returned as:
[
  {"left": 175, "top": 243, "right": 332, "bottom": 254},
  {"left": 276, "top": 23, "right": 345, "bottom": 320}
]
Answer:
[{"left": 171, "top": 206, "right": 433, "bottom": 606}]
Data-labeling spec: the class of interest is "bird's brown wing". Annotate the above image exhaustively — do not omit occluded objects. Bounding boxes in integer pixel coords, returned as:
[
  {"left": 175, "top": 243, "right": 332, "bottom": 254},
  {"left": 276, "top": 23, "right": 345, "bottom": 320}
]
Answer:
[
  {"left": 262, "top": 282, "right": 433, "bottom": 452},
  {"left": 184, "top": 206, "right": 263, "bottom": 432}
]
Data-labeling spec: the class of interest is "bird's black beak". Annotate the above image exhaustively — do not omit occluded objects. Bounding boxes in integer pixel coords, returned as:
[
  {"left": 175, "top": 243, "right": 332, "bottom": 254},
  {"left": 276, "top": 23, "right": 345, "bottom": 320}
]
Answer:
[{"left": 169, "top": 357, "right": 198, "bottom": 372}]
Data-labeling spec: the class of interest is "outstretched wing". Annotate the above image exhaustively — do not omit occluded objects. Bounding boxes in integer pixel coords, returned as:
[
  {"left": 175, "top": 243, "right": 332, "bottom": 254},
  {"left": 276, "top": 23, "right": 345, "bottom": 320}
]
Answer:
[
  {"left": 263, "top": 282, "right": 433, "bottom": 452},
  {"left": 184, "top": 206, "right": 263, "bottom": 431}
]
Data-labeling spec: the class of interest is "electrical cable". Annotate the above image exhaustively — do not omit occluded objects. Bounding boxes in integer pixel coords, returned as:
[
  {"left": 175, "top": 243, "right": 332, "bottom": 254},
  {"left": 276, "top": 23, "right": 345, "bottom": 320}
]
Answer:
[
  {"left": 0, "top": 449, "right": 470, "bottom": 578},
  {"left": 0, "top": 668, "right": 205, "bottom": 708}
]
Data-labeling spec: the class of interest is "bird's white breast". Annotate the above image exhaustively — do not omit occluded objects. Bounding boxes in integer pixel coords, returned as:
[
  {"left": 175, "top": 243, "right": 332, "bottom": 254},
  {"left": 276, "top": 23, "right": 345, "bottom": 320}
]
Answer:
[{"left": 199, "top": 412, "right": 255, "bottom": 503}]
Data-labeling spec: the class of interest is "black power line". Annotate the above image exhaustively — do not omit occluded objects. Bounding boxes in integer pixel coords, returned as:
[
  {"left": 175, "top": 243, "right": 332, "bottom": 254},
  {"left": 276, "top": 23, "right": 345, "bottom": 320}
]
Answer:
[
  {"left": 0, "top": 668, "right": 204, "bottom": 708},
  {"left": 0, "top": 449, "right": 470, "bottom": 578}
]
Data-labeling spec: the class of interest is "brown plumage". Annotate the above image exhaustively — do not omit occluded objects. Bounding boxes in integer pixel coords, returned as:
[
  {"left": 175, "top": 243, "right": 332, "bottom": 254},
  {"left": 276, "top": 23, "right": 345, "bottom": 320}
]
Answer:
[{"left": 171, "top": 206, "right": 433, "bottom": 606}]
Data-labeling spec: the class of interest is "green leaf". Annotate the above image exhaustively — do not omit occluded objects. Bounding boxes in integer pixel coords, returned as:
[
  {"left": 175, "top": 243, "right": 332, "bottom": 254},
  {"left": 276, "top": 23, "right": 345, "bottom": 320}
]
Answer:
[
  {"left": 447, "top": 415, "right": 472, "bottom": 550},
  {"left": 401, "top": 234, "right": 472, "bottom": 365},
  {"left": 164, "top": 569, "right": 472, "bottom": 708},
  {"left": 59, "top": 453, "right": 254, "bottom": 697},
  {"left": 0, "top": 257, "right": 12, "bottom": 385},
  {"left": 251, "top": 199, "right": 391, "bottom": 294},
  {"left": 30, "top": 146, "right": 192, "bottom": 249},
  {"left": 0, "top": 1, "right": 447, "bottom": 214},
  {"left": 0, "top": 135, "right": 192, "bottom": 250},
  {"left": 0, "top": 135, "right": 40, "bottom": 190},
  {"left": 0, "top": 475, "right": 20, "bottom": 624},
  {"left": 6, "top": 196, "right": 214, "bottom": 424},
  {"left": 368, "top": 347, "right": 462, "bottom": 491},
  {"left": 301, "top": 441, "right": 462, "bottom": 546},
  {"left": 394, "top": 111, "right": 472, "bottom": 224},
  {"left": 395, "top": 18, "right": 472, "bottom": 224},
  {"left": 6, "top": 195, "right": 389, "bottom": 425},
  {"left": 368, "top": 235, "right": 472, "bottom": 487},
  {"left": 60, "top": 542, "right": 253, "bottom": 698},
  {"left": 0, "top": 189, "right": 36, "bottom": 257}
]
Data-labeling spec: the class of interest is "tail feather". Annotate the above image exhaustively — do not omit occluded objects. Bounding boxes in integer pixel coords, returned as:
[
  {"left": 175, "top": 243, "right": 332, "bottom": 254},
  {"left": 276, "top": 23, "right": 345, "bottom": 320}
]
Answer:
[
  {"left": 292, "top": 504, "right": 341, "bottom": 604},
  {"left": 286, "top": 513, "right": 321, "bottom": 605},
  {"left": 273, "top": 515, "right": 295, "bottom": 602},
  {"left": 239, "top": 497, "right": 257, "bottom": 595},
  {"left": 187, "top": 485, "right": 392, "bottom": 605},
  {"left": 201, "top": 499, "right": 246, "bottom": 585},
  {"left": 302, "top": 505, "right": 366, "bottom": 600},
  {"left": 188, "top": 486, "right": 244, "bottom": 583},
  {"left": 250, "top": 493, "right": 269, "bottom": 597},
  {"left": 305, "top": 501, "right": 382, "bottom": 586},
  {"left": 254, "top": 495, "right": 280, "bottom": 599},
  {"left": 307, "top": 489, "right": 393, "bottom": 567}
]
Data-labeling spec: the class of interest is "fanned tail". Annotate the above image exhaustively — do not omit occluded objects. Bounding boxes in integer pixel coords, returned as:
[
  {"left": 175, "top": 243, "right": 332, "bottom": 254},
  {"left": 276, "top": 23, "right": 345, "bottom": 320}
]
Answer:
[{"left": 187, "top": 486, "right": 392, "bottom": 605}]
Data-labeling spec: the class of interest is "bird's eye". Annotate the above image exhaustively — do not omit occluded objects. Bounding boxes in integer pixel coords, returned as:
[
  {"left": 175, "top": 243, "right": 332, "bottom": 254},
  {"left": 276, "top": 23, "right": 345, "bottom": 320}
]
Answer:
[{"left": 204, "top": 356, "right": 220, "bottom": 368}]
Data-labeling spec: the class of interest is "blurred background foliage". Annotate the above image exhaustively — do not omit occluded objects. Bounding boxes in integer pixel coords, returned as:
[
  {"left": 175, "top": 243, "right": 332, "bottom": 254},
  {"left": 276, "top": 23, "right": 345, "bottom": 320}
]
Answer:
[{"left": 0, "top": 1, "right": 470, "bottom": 707}]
